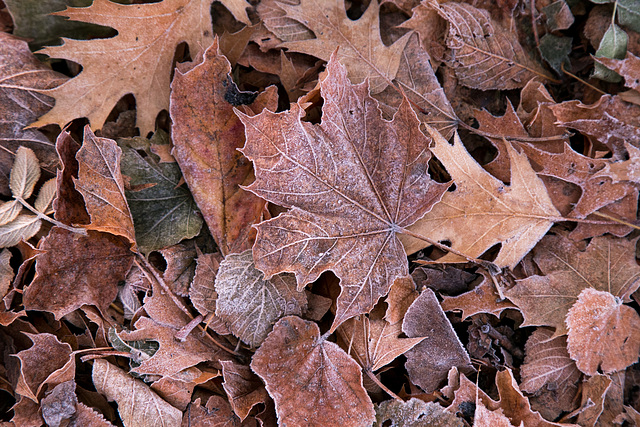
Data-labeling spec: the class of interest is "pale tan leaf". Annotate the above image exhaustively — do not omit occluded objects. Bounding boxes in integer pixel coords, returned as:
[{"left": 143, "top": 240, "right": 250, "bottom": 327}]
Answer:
[
  {"left": 0, "top": 249, "right": 13, "bottom": 299},
  {"left": 0, "top": 214, "right": 41, "bottom": 248},
  {"left": 34, "top": 178, "right": 57, "bottom": 214},
  {"left": 402, "top": 127, "right": 560, "bottom": 269},
  {"left": 0, "top": 200, "right": 22, "bottom": 226},
  {"left": 10, "top": 146, "right": 41, "bottom": 200},
  {"left": 474, "top": 403, "right": 518, "bottom": 427},
  {"left": 92, "top": 359, "right": 182, "bottom": 427}
]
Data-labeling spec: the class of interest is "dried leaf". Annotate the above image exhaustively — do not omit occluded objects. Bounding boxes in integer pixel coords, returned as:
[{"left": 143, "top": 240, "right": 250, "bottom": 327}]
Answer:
[
  {"left": 119, "top": 133, "right": 203, "bottom": 253},
  {"left": 74, "top": 126, "right": 135, "bottom": 244},
  {"left": 0, "top": 214, "right": 41, "bottom": 249},
  {"left": 505, "top": 234, "right": 640, "bottom": 336},
  {"left": 92, "top": 359, "right": 182, "bottom": 427},
  {"left": 474, "top": 403, "right": 517, "bottom": 427},
  {"left": 215, "top": 250, "right": 307, "bottom": 347},
  {"left": 32, "top": 0, "right": 215, "bottom": 134},
  {"left": 170, "top": 39, "right": 276, "bottom": 255},
  {"left": 10, "top": 146, "right": 41, "bottom": 200},
  {"left": 430, "top": 0, "right": 548, "bottom": 90},
  {"left": 34, "top": 178, "right": 57, "bottom": 215},
  {"left": 251, "top": 316, "right": 375, "bottom": 426},
  {"left": 0, "top": 200, "right": 22, "bottom": 226},
  {"left": 221, "top": 360, "right": 269, "bottom": 421},
  {"left": 402, "top": 288, "right": 472, "bottom": 393},
  {"left": 53, "top": 131, "right": 90, "bottom": 225},
  {"left": 577, "top": 372, "right": 624, "bottom": 427},
  {"left": 440, "top": 272, "right": 516, "bottom": 319},
  {"left": 566, "top": 288, "right": 640, "bottom": 375},
  {"left": 239, "top": 56, "right": 448, "bottom": 329},
  {"left": 374, "top": 398, "right": 463, "bottom": 427},
  {"left": 41, "top": 380, "right": 77, "bottom": 427},
  {"left": 595, "top": 52, "right": 640, "bottom": 90},
  {"left": 0, "top": 249, "right": 13, "bottom": 299},
  {"left": 261, "top": 0, "right": 410, "bottom": 94},
  {"left": 188, "top": 252, "right": 227, "bottom": 332},
  {"left": 402, "top": 127, "right": 560, "bottom": 269},
  {"left": 23, "top": 228, "right": 134, "bottom": 320},
  {"left": 159, "top": 242, "right": 197, "bottom": 296}
]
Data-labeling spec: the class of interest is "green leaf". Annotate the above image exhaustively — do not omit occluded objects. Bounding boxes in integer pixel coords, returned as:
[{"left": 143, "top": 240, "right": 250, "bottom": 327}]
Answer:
[
  {"left": 540, "top": 34, "right": 572, "bottom": 73},
  {"left": 593, "top": 23, "right": 628, "bottom": 82},
  {"left": 118, "top": 130, "right": 202, "bottom": 253},
  {"left": 10, "top": 146, "right": 41, "bottom": 200},
  {"left": 618, "top": 0, "right": 640, "bottom": 32}
]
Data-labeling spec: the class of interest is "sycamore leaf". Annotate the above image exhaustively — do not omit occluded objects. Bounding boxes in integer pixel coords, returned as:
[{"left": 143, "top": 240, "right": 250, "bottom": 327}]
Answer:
[
  {"left": 566, "top": 288, "right": 640, "bottom": 375},
  {"left": 0, "top": 201, "right": 22, "bottom": 226},
  {"left": 428, "top": 0, "right": 549, "bottom": 90},
  {"left": 374, "top": 398, "right": 463, "bottom": 427},
  {"left": 215, "top": 250, "right": 307, "bottom": 348},
  {"left": 261, "top": 0, "right": 410, "bottom": 94},
  {"left": 119, "top": 132, "right": 203, "bottom": 253},
  {"left": 505, "top": 234, "right": 640, "bottom": 336},
  {"left": 32, "top": 0, "right": 215, "bottom": 134},
  {"left": 34, "top": 178, "right": 57, "bottom": 215},
  {"left": 0, "top": 214, "right": 41, "bottom": 248},
  {"left": 170, "top": 38, "right": 276, "bottom": 256},
  {"left": 402, "top": 127, "right": 560, "bottom": 269},
  {"left": 75, "top": 126, "right": 136, "bottom": 245},
  {"left": 10, "top": 146, "right": 40, "bottom": 200},
  {"left": 251, "top": 316, "right": 375, "bottom": 426},
  {"left": 239, "top": 56, "right": 448, "bottom": 330},
  {"left": 92, "top": 359, "right": 182, "bottom": 427}
]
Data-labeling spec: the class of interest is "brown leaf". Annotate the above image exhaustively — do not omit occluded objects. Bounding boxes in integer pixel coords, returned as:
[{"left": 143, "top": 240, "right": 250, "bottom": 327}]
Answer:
[
  {"left": 578, "top": 373, "right": 624, "bottom": 427},
  {"left": 150, "top": 367, "right": 213, "bottom": 411},
  {"left": 41, "top": 380, "right": 77, "bottom": 427},
  {"left": 402, "top": 288, "right": 472, "bottom": 393},
  {"left": 74, "top": 126, "right": 136, "bottom": 245},
  {"left": 188, "top": 251, "right": 230, "bottom": 335},
  {"left": 594, "top": 52, "right": 640, "bottom": 91},
  {"left": 402, "top": 127, "right": 560, "bottom": 269},
  {"left": 239, "top": 56, "right": 448, "bottom": 330},
  {"left": 250, "top": 316, "right": 375, "bottom": 426},
  {"left": 23, "top": 228, "right": 134, "bottom": 320},
  {"left": 440, "top": 271, "right": 516, "bottom": 320},
  {"left": 474, "top": 403, "right": 516, "bottom": 427},
  {"left": 374, "top": 398, "right": 463, "bottom": 427},
  {"left": 429, "top": 0, "right": 548, "bottom": 90},
  {"left": 182, "top": 396, "right": 256, "bottom": 427},
  {"left": 260, "top": 0, "right": 410, "bottom": 94},
  {"left": 92, "top": 359, "right": 182, "bottom": 427},
  {"left": 73, "top": 402, "right": 115, "bottom": 427},
  {"left": 160, "top": 242, "right": 197, "bottom": 296},
  {"left": 384, "top": 275, "right": 419, "bottom": 325},
  {"left": 566, "top": 288, "right": 640, "bottom": 375},
  {"left": 32, "top": 0, "right": 215, "bottom": 134},
  {"left": 520, "top": 328, "right": 581, "bottom": 420},
  {"left": 593, "top": 142, "right": 640, "bottom": 185},
  {"left": 221, "top": 360, "right": 269, "bottom": 421},
  {"left": 411, "top": 265, "right": 476, "bottom": 295},
  {"left": 53, "top": 131, "right": 90, "bottom": 225},
  {"left": 0, "top": 33, "right": 66, "bottom": 196},
  {"left": 215, "top": 250, "right": 307, "bottom": 348},
  {"left": 504, "top": 234, "right": 640, "bottom": 336},
  {"left": 170, "top": 39, "right": 277, "bottom": 255}
]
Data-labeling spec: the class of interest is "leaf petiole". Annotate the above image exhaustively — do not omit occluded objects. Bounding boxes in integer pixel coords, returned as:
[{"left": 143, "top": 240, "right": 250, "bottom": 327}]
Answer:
[{"left": 15, "top": 196, "right": 87, "bottom": 235}]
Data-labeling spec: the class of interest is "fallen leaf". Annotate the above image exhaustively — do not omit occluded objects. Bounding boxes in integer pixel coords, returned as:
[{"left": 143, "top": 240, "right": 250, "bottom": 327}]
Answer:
[
  {"left": 504, "top": 234, "right": 640, "bottom": 336},
  {"left": 250, "top": 316, "right": 375, "bottom": 426},
  {"left": 0, "top": 249, "right": 13, "bottom": 299},
  {"left": 10, "top": 146, "right": 40, "bottom": 200},
  {"left": 183, "top": 396, "right": 254, "bottom": 426},
  {"left": 215, "top": 250, "right": 307, "bottom": 348},
  {"left": 260, "top": 0, "right": 410, "bottom": 94},
  {"left": 170, "top": 38, "right": 277, "bottom": 255},
  {"left": 411, "top": 265, "right": 476, "bottom": 295},
  {"left": 41, "top": 380, "right": 77, "bottom": 427},
  {"left": 159, "top": 242, "right": 197, "bottom": 296},
  {"left": 402, "top": 127, "right": 560, "bottom": 269},
  {"left": 92, "top": 359, "right": 182, "bottom": 427},
  {"left": 0, "top": 214, "right": 41, "bottom": 249},
  {"left": 239, "top": 56, "right": 448, "bottom": 329},
  {"left": 72, "top": 402, "right": 115, "bottom": 427},
  {"left": 475, "top": 403, "right": 517, "bottom": 427},
  {"left": 594, "top": 52, "right": 640, "bottom": 91},
  {"left": 53, "top": 131, "right": 90, "bottom": 225},
  {"left": 374, "top": 398, "right": 463, "bottom": 427},
  {"left": 384, "top": 275, "right": 419, "bottom": 325},
  {"left": 119, "top": 132, "right": 203, "bottom": 253},
  {"left": 32, "top": 0, "right": 215, "bottom": 133},
  {"left": 440, "top": 271, "right": 516, "bottom": 319},
  {"left": 402, "top": 288, "right": 472, "bottom": 393},
  {"left": 221, "top": 360, "right": 269, "bottom": 421},
  {"left": 566, "top": 288, "right": 640, "bottom": 375},
  {"left": 23, "top": 228, "right": 134, "bottom": 320},
  {"left": 74, "top": 126, "right": 136, "bottom": 245},
  {"left": 578, "top": 372, "right": 624, "bottom": 427}
]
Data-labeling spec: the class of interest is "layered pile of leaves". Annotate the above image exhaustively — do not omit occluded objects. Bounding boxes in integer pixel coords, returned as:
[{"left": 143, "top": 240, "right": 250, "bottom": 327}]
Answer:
[{"left": 1, "top": 0, "right": 640, "bottom": 425}]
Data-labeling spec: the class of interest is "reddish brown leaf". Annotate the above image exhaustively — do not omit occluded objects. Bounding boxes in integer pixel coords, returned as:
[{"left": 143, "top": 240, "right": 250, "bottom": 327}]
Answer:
[
  {"left": 170, "top": 39, "right": 277, "bottom": 255},
  {"left": 160, "top": 242, "right": 197, "bottom": 296},
  {"left": 182, "top": 396, "right": 256, "bottom": 427},
  {"left": 566, "top": 288, "right": 640, "bottom": 375},
  {"left": 239, "top": 56, "right": 448, "bottom": 330},
  {"left": 53, "top": 131, "right": 90, "bottom": 225},
  {"left": 375, "top": 398, "right": 463, "bottom": 426},
  {"left": 41, "top": 380, "right": 77, "bottom": 427},
  {"left": 23, "top": 228, "right": 133, "bottom": 320},
  {"left": 402, "top": 288, "right": 472, "bottom": 393},
  {"left": 221, "top": 360, "right": 269, "bottom": 421},
  {"left": 440, "top": 272, "right": 516, "bottom": 320},
  {"left": 384, "top": 275, "right": 419, "bottom": 325},
  {"left": 250, "top": 316, "right": 375, "bottom": 426},
  {"left": 578, "top": 373, "right": 625, "bottom": 427},
  {"left": 594, "top": 52, "right": 640, "bottom": 91},
  {"left": 505, "top": 234, "right": 640, "bottom": 336},
  {"left": 74, "top": 126, "right": 136, "bottom": 245}
]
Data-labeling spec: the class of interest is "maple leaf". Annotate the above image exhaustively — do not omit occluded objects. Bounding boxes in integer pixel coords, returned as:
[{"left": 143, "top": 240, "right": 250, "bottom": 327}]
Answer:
[
  {"left": 170, "top": 38, "right": 277, "bottom": 256},
  {"left": 401, "top": 127, "right": 560, "bottom": 269},
  {"left": 251, "top": 316, "right": 375, "bottom": 426},
  {"left": 31, "top": 0, "right": 215, "bottom": 134},
  {"left": 566, "top": 288, "right": 640, "bottom": 375},
  {"left": 505, "top": 234, "right": 640, "bottom": 336},
  {"left": 238, "top": 56, "right": 448, "bottom": 330},
  {"left": 261, "top": 0, "right": 410, "bottom": 94}
]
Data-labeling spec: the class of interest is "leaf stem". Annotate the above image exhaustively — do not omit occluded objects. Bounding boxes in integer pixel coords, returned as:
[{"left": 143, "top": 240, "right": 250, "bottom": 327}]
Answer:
[
  {"left": 15, "top": 197, "right": 88, "bottom": 235},
  {"left": 365, "top": 369, "right": 402, "bottom": 401}
]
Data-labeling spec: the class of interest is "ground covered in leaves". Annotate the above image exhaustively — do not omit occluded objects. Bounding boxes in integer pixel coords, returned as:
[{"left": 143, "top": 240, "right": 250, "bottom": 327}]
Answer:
[{"left": 1, "top": 0, "right": 640, "bottom": 425}]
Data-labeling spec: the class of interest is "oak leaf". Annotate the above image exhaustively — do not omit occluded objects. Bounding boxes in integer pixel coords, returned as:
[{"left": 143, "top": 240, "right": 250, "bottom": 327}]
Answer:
[
  {"left": 566, "top": 288, "right": 640, "bottom": 375},
  {"left": 215, "top": 250, "right": 307, "bottom": 348},
  {"left": 32, "top": 0, "right": 215, "bottom": 134},
  {"left": 170, "top": 39, "right": 277, "bottom": 255},
  {"left": 250, "top": 316, "right": 375, "bottom": 426},
  {"left": 504, "top": 234, "right": 640, "bottom": 336},
  {"left": 401, "top": 127, "right": 560, "bottom": 269},
  {"left": 239, "top": 56, "right": 448, "bottom": 329},
  {"left": 260, "top": 0, "right": 411, "bottom": 94}
]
